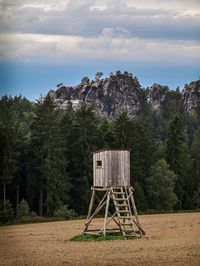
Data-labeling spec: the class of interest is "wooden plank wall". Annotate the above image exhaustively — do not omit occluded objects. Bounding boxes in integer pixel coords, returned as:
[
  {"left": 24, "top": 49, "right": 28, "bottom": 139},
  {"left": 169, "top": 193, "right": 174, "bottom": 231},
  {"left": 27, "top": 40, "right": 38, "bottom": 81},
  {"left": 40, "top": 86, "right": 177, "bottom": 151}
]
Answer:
[{"left": 93, "top": 150, "right": 130, "bottom": 187}]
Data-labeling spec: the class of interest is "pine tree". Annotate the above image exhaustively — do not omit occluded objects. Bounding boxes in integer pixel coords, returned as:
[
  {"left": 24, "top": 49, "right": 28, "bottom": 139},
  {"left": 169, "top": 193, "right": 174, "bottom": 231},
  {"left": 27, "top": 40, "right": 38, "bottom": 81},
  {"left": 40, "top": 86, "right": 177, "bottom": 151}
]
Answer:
[
  {"left": 113, "top": 111, "right": 132, "bottom": 148},
  {"left": 0, "top": 200, "right": 14, "bottom": 223},
  {"left": 181, "top": 113, "right": 199, "bottom": 149},
  {"left": 147, "top": 159, "right": 178, "bottom": 211},
  {"left": 69, "top": 104, "right": 102, "bottom": 213},
  {"left": 60, "top": 110, "right": 74, "bottom": 171},
  {"left": 11, "top": 96, "right": 33, "bottom": 214},
  {"left": 113, "top": 111, "right": 156, "bottom": 210},
  {"left": 189, "top": 129, "right": 200, "bottom": 209},
  {"left": 28, "top": 95, "right": 71, "bottom": 216},
  {"left": 98, "top": 117, "right": 115, "bottom": 148},
  {"left": 191, "top": 129, "right": 200, "bottom": 183},
  {"left": 0, "top": 96, "right": 18, "bottom": 204},
  {"left": 95, "top": 72, "right": 103, "bottom": 81},
  {"left": 165, "top": 115, "right": 189, "bottom": 209}
]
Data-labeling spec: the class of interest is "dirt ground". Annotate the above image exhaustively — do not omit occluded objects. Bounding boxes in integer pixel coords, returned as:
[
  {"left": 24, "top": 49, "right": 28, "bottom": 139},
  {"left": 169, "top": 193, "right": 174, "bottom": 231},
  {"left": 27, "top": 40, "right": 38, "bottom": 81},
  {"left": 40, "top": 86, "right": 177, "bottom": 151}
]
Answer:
[{"left": 0, "top": 213, "right": 200, "bottom": 266}]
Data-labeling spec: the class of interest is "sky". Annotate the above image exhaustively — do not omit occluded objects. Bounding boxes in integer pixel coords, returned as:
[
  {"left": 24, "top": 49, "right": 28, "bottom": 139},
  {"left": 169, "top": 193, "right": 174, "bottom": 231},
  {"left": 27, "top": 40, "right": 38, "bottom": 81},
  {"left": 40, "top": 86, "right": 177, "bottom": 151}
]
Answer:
[{"left": 0, "top": 0, "right": 200, "bottom": 100}]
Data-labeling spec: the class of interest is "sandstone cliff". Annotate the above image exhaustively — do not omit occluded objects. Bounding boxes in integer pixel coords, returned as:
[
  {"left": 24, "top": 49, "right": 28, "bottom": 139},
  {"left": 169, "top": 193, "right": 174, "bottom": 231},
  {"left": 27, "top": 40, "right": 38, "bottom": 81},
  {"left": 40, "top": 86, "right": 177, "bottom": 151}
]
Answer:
[{"left": 48, "top": 72, "right": 200, "bottom": 119}]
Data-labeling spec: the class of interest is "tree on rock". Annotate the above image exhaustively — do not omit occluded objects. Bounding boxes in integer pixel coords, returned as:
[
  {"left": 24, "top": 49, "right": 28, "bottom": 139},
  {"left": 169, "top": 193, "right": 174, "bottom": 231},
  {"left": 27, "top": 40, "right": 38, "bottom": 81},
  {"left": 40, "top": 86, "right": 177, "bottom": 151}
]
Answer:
[
  {"left": 81, "top": 76, "right": 90, "bottom": 86},
  {"left": 95, "top": 72, "right": 103, "bottom": 81}
]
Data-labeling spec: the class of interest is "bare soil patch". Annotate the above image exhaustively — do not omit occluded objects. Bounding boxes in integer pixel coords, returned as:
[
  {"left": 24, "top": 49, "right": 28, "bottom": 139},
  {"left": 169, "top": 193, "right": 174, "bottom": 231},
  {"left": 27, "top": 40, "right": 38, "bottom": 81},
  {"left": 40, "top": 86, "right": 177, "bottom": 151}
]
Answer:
[{"left": 0, "top": 213, "right": 200, "bottom": 265}]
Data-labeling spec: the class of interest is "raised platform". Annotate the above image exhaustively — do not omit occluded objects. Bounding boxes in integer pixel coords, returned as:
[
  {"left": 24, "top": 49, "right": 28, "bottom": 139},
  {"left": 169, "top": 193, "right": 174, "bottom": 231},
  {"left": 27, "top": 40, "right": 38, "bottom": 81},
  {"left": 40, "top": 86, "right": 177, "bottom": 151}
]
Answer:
[{"left": 83, "top": 186, "right": 145, "bottom": 238}]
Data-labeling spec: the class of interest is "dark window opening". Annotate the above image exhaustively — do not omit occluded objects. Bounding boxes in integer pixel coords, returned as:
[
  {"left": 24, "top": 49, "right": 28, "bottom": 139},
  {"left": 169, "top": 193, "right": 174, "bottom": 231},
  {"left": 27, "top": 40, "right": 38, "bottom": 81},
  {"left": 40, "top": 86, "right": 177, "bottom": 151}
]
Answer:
[{"left": 96, "top": 160, "right": 102, "bottom": 167}]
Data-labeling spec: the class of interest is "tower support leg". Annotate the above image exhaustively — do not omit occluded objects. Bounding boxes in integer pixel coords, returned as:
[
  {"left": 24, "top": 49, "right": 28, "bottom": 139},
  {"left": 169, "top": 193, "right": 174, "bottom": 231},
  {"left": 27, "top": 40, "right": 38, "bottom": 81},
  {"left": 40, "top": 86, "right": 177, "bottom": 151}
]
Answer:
[{"left": 103, "top": 191, "right": 110, "bottom": 236}]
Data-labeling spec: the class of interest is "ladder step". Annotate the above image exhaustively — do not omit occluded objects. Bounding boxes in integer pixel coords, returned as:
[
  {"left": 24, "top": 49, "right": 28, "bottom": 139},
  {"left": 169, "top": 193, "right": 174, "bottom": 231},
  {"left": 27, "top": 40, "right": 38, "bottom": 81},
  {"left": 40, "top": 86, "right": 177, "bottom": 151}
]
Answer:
[
  {"left": 121, "top": 222, "right": 132, "bottom": 226},
  {"left": 123, "top": 234, "right": 135, "bottom": 237},
  {"left": 114, "top": 198, "right": 127, "bottom": 201},
  {"left": 119, "top": 216, "right": 132, "bottom": 219},
  {"left": 116, "top": 204, "right": 128, "bottom": 207},
  {"left": 113, "top": 192, "right": 125, "bottom": 195},
  {"left": 122, "top": 228, "right": 134, "bottom": 232},
  {"left": 117, "top": 210, "right": 130, "bottom": 213}
]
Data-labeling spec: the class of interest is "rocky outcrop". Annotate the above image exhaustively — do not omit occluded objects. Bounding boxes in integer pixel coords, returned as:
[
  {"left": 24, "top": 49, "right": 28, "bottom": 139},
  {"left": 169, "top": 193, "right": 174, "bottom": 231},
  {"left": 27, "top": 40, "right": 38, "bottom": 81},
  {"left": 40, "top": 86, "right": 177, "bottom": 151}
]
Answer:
[
  {"left": 147, "top": 84, "right": 169, "bottom": 113},
  {"left": 48, "top": 73, "right": 200, "bottom": 119},
  {"left": 180, "top": 80, "right": 200, "bottom": 118},
  {"left": 49, "top": 73, "right": 146, "bottom": 117}
]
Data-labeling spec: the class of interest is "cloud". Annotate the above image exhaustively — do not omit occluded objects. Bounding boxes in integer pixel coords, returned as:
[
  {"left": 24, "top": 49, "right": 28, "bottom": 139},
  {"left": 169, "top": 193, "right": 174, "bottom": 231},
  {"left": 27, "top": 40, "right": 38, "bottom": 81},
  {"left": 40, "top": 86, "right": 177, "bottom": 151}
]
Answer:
[
  {"left": 1, "top": 32, "right": 199, "bottom": 67},
  {"left": 0, "top": 0, "right": 199, "bottom": 41},
  {"left": 0, "top": 0, "right": 199, "bottom": 70},
  {"left": 101, "top": 27, "right": 132, "bottom": 38}
]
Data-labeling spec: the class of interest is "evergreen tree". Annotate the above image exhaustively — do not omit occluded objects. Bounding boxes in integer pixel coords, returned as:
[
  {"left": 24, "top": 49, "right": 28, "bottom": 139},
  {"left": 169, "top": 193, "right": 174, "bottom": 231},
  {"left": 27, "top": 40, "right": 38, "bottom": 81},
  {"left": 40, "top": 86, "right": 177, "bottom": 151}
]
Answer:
[
  {"left": 114, "top": 111, "right": 156, "bottom": 181},
  {"left": 11, "top": 96, "right": 33, "bottom": 213},
  {"left": 98, "top": 117, "right": 115, "bottom": 148},
  {"left": 113, "top": 111, "right": 132, "bottom": 148},
  {"left": 28, "top": 95, "right": 70, "bottom": 216},
  {"left": 162, "top": 91, "right": 181, "bottom": 121},
  {"left": 0, "top": 200, "right": 14, "bottom": 223},
  {"left": 131, "top": 119, "right": 157, "bottom": 210},
  {"left": 113, "top": 111, "right": 156, "bottom": 210},
  {"left": 0, "top": 96, "right": 18, "bottom": 204},
  {"left": 182, "top": 113, "right": 200, "bottom": 149},
  {"left": 69, "top": 104, "right": 102, "bottom": 213},
  {"left": 192, "top": 186, "right": 200, "bottom": 209},
  {"left": 147, "top": 159, "right": 177, "bottom": 211},
  {"left": 165, "top": 115, "right": 189, "bottom": 209},
  {"left": 133, "top": 181, "right": 147, "bottom": 211},
  {"left": 60, "top": 110, "right": 74, "bottom": 170},
  {"left": 188, "top": 129, "right": 200, "bottom": 209},
  {"left": 95, "top": 72, "right": 103, "bottom": 81},
  {"left": 81, "top": 76, "right": 90, "bottom": 85}
]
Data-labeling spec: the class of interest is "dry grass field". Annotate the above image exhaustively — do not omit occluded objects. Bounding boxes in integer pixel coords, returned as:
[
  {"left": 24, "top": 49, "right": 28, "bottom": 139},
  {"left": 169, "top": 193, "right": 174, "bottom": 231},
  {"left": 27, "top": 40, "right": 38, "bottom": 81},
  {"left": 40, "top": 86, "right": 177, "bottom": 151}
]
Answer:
[{"left": 0, "top": 213, "right": 200, "bottom": 266}]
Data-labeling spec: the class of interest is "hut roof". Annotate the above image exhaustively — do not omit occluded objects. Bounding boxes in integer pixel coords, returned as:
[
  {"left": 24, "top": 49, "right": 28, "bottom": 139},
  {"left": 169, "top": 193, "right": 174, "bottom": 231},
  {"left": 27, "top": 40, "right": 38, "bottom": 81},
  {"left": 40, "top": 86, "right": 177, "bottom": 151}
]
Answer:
[{"left": 92, "top": 148, "right": 131, "bottom": 154}]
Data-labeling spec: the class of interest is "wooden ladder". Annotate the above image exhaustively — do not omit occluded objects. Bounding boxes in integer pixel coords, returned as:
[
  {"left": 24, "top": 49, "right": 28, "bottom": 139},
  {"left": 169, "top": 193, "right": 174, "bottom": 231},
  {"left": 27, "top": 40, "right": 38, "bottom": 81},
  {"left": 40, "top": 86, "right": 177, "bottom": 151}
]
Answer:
[{"left": 111, "top": 187, "right": 143, "bottom": 238}]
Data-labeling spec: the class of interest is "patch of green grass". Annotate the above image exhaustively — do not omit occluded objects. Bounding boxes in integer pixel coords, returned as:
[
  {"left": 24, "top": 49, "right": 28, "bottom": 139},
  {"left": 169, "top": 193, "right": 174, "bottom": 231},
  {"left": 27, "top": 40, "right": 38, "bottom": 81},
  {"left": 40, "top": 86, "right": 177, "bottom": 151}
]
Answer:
[{"left": 71, "top": 232, "right": 128, "bottom": 242}]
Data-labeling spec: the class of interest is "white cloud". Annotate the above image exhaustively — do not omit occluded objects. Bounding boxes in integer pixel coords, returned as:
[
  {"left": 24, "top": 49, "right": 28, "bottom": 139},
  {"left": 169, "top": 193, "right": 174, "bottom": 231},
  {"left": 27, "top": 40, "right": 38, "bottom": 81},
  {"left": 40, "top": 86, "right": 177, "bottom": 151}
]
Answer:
[
  {"left": 0, "top": 0, "right": 199, "bottom": 67},
  {"left": 0, "top": 32, "right": 199, "bottom": 67}
]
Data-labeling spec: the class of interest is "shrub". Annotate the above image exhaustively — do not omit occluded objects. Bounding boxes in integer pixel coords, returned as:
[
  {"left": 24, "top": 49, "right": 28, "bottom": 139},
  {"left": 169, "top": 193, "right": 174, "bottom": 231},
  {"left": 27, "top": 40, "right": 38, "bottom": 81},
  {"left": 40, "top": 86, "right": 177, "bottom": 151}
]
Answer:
[
  {"left": 29, "top": 211, "right": 38, "bottom": 218},
  {"left": 54, "top": 205, "right": 76, "bottom": 220},
  {"left": 0, "top": 200, "right": 14, "bottom": 223},
  {"left": 15, "top": 211, "right": 47, "bottom": 224},
  {"left": 17, "top": 199, "right": 30, "bottom": 218}
]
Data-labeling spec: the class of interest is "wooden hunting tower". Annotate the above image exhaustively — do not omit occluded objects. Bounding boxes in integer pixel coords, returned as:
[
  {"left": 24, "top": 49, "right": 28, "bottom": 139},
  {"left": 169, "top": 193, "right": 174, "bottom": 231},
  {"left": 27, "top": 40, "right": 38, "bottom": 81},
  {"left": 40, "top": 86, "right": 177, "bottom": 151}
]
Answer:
[{"left": 83, "top": 149, "right": 145, "bottom": 238}]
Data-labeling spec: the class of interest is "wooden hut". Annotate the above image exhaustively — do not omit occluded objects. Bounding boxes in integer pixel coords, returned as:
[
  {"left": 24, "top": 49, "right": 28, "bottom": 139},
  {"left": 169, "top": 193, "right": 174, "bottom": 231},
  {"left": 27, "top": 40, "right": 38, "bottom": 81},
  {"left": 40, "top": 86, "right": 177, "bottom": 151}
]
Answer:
[{"left": 93, "top": 149, "right": 130, "bottom": 187}]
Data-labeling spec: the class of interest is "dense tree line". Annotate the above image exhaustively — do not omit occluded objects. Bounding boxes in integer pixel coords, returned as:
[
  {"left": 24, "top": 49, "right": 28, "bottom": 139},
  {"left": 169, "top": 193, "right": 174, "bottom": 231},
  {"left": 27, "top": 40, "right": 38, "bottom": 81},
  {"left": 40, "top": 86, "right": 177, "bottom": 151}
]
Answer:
[{"left": 0, "top": 94, "right": 200, "bottom": 222}]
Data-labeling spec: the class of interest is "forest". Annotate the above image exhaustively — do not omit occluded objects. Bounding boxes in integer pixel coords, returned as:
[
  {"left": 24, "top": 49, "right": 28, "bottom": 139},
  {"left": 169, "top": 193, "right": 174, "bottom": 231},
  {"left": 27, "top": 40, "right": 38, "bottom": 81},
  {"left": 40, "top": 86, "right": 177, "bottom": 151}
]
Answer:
[{"left": 0, "top": 92, "right": 200, "bottom": 223}]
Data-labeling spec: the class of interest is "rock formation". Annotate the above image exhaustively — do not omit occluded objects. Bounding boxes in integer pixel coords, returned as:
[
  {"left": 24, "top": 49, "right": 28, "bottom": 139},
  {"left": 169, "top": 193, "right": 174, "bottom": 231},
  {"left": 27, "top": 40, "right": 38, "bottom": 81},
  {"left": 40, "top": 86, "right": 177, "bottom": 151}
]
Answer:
[{"left": 48, "top": 72, "right": 200, "bottom": 119}]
